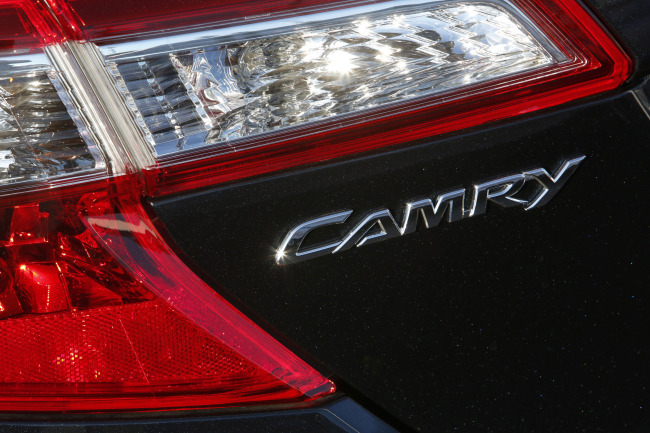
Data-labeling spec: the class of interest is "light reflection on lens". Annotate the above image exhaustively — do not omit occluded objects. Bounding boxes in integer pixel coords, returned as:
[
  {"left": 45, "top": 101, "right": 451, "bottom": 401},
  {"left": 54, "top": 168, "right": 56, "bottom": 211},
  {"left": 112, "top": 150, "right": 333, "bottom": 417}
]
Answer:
[
  {"left": 326, "top": 50, "right": 357, "bottom": 74},
  {"left": 107, "top": 1, "right": 560, "bottom": 155}
]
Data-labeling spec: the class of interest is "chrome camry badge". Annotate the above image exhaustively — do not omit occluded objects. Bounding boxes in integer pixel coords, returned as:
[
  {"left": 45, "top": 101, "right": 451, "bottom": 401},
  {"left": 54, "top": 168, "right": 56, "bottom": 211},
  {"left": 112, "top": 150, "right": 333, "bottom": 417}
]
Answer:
[{"left": 276, "top": 156, "right": 585, "bottom": 264}]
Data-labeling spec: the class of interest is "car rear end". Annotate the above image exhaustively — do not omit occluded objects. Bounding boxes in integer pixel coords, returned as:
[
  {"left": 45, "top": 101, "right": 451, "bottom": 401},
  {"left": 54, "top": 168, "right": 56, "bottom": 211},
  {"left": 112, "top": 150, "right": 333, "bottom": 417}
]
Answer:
[{"left": 0, "top": 0, "right": 647, "bottom": 431}]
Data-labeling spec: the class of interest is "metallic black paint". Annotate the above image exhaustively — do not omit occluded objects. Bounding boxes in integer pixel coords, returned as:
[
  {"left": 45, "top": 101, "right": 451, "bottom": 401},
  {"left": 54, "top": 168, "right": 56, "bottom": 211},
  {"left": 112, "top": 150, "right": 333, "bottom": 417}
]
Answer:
[
  {"left": 151, "top": 84, "right": 650, "bottom": 432},
  {"left": 589, "top": 0, "right": 650, "bottom": 78}
]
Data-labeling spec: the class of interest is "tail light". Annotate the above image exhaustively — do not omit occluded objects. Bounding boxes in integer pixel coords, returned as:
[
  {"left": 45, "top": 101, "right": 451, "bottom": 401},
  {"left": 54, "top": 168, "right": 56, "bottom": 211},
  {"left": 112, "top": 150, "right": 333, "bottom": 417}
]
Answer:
[
  {"left": 0, "top": 0, "right": 630, "bottom": 413},
  {"left": 0, "top": 177, "right": 334, "bottom": 411},
  {"left": 0, "top": 0, "right": 332, "bottom": 412},
  {"left": 47, "top": 0, "right": 630, "bottom": 196}
]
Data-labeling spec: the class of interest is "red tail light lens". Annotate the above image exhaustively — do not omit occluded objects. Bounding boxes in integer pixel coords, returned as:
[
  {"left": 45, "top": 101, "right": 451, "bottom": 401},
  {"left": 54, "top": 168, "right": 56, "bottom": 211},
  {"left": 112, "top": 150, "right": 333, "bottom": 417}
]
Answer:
[
  {"left": 0, "top": 0, "right": 63, "bottom": 51},
  {"left": 0, "top": 177, "right": 333, "bottom": 411},
  {"left": 48, "top": 0, "right": 365, "bottom": 43}
]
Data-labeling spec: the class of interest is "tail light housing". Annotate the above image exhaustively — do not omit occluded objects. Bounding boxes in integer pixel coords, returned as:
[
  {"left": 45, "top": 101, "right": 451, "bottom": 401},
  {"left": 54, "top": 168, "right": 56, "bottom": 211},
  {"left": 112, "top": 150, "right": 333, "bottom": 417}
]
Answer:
[
  {"left": 0, "top": 0, "right": 631, "bottom": 413},
  {"left": 46, "top": 0, "right": 630, "bottom": 196},
  {"left": 0, "top": 0, "right": 333, "bottom": 412}
]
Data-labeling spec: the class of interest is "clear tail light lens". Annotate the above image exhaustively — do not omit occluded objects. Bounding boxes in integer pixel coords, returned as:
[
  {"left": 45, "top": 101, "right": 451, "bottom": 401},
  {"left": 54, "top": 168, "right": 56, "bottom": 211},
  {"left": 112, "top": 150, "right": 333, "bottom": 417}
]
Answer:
[
  {"left": 104, "top": 1, "right": 564, "bottom": 154},
  {"left": 0, "top": 60, "right": 102, "bottom": 184},
  {"left": 0, "top": 0, "right": 103, "bottom": 186},
  {"left": 0, "top": 0, "right": 632, "bottom": 413},
  {"left": 69, "top": 0, "right": 629, "bottom": 196}
]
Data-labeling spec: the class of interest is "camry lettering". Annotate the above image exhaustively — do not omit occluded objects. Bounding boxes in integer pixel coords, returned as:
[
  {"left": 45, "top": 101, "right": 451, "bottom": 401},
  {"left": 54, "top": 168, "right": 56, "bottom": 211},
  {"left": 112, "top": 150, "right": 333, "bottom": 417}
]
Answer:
[{"left": 276, "top": 156, "right": 585, "bottom": 264}]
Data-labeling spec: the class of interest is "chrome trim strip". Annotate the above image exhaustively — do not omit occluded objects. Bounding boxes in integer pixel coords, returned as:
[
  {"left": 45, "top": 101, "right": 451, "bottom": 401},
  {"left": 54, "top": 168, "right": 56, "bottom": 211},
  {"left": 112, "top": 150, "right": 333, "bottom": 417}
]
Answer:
[
  {"left": 100, "top": 0, "right": 563, "bottom": 62},
  {"left": 0, "top": 53, "right": 51, "bottom": 73}
]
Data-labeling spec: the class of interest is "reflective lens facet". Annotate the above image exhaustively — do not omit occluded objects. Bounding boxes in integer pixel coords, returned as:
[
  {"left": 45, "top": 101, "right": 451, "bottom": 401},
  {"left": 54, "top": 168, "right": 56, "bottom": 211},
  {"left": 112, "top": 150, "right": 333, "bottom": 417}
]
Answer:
[{"left": 105, "top": 1, "right": 563, "bottom": 155}]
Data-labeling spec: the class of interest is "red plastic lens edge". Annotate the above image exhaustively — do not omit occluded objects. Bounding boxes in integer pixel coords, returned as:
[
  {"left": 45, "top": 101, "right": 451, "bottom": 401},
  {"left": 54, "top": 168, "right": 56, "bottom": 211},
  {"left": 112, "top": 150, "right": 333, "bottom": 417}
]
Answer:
[
  {"left": 0, "top": 0, "right": 64, "bottom": 51},
  {"left": 47, "top": 0, "right": 378, "bottom": 43}
]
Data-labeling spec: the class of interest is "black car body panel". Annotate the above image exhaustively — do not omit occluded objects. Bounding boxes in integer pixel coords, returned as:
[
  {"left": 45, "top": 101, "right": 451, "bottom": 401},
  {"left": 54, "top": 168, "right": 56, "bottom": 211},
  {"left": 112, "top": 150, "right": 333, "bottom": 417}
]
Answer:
[
  {"left": 589, "top": 0, "right": 650, "bottom": 78},
  {"left": 150, "top": 83, "right": 650, "bottom": 431}
]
